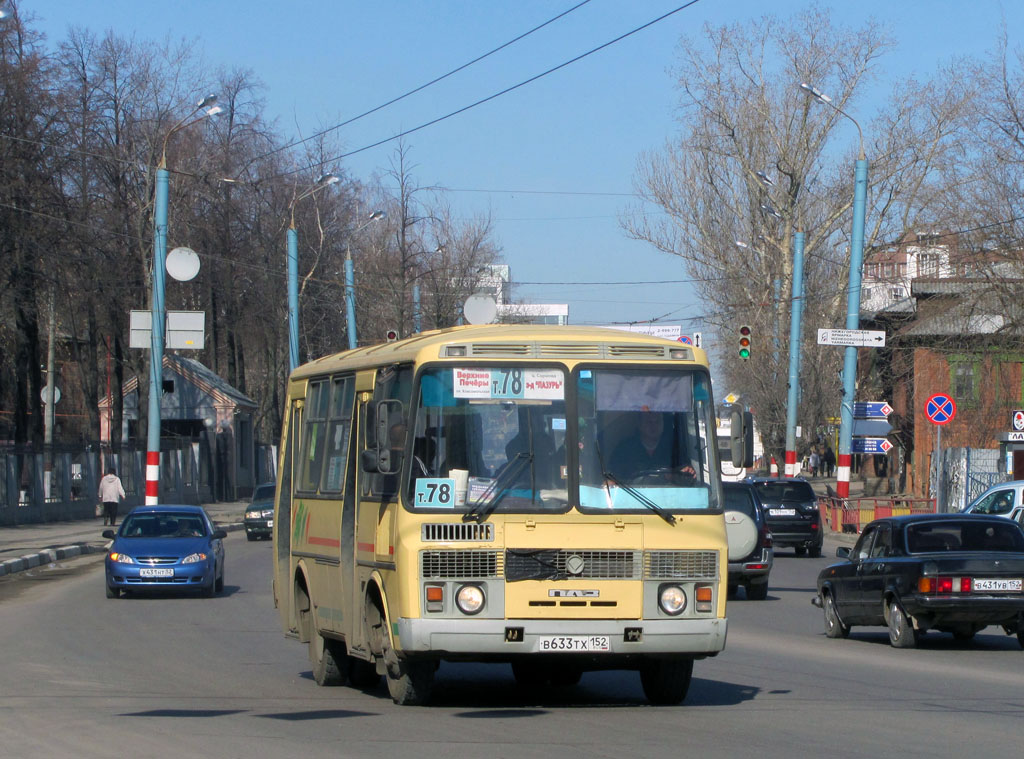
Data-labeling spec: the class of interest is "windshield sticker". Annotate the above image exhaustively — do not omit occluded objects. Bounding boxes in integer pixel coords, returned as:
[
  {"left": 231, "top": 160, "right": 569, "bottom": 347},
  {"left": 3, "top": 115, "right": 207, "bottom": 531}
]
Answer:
[
  {"left": 579, "top": 484, "right": 710, "bottom": 510},
  {"left": 414, "top": 478, "right": 457, "bottom": 508},
  {"left": 453, "top": 368, "right": 565, "bottom": 400}
]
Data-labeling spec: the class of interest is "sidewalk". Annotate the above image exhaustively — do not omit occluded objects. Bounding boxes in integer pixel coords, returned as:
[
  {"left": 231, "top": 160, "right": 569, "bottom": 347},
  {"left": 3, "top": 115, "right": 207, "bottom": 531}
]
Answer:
[{"left": 0, "top": 501, "right": 248, "bottom": 578}]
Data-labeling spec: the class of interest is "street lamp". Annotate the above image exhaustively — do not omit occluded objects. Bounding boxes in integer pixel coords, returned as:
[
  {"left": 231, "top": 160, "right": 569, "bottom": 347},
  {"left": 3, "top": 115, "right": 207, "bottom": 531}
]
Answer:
[
  {"left": 344, "top": 210, "right": 386, "bottom": 350},
  {"left": 146, "top": 94, "right": 220, "bottom": 505},
  {"left": 801, "top": 82, "right": 869, "bottom": 498},
  {"left": 287, "top": 173, "right": 340, "bottom": 372}
]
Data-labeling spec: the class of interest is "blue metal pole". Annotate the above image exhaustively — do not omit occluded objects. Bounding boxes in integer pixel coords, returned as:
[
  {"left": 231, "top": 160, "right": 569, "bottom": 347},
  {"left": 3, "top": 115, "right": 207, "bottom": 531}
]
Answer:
[
  {"left": 413, "top": 283, "right": 421, "bottom": 333},
  {"left": 345, "top": 249, "right": 357, "bottom": 350},
  {"left": 146, "top": 166, "right": 169, "bottom": 505},
  {"left": 287, "top": 227, "right": 299, "bottom": 372},
  {"left": 784, "top": 231, "right": 805, "bottom": 477},
  {"left": 837, "top": 157, "right": 869, "bottom": 497}
]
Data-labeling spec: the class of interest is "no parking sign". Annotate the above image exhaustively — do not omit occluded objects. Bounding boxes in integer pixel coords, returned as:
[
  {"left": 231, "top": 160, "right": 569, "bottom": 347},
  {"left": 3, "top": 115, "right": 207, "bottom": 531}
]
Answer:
[{"left": 925, "top": 393, "right": 956, "bottom": 425}]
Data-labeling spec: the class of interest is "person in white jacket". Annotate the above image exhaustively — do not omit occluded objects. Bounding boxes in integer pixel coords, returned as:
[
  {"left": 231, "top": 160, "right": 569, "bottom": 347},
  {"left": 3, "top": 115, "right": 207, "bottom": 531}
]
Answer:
[{"left": 98, "top": 468, "right": 126, "bottom": 526}]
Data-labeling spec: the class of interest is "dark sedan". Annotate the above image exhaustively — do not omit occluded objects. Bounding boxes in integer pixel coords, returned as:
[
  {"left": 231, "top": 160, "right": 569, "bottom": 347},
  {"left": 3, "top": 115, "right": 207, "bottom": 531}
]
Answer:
[
  {"left": 244, "top": 482, "right": 276, "bottom": 541},
  {"left": 814, "top": 513, "right": 1024, "bottom": 648},
  {"left": 103, "top": 505, "right": 226, "bottom": 598}
]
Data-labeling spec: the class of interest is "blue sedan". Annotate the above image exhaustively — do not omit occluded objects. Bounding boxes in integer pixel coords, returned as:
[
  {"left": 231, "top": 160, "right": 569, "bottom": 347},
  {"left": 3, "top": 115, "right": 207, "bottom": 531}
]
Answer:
[{"left": 103, "top": 505, "right": 226, "bottom": 598}]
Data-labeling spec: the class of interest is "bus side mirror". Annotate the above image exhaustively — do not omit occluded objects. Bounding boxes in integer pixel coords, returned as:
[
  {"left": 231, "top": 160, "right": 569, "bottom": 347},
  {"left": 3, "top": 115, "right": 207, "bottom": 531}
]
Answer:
[{"left": 729, "top": 409, "right": 755, "bottom": 469}]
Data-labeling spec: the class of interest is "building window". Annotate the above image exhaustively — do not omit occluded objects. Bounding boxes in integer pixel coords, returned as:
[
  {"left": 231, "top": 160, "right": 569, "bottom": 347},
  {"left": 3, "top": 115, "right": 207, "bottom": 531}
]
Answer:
[
  {"left": 919, "top": 253, "right": 939, "bottom": 276},
  {"left": 866, "top": 263, "right": 879, "bottom": 278},
  {"left": 950, "top": 359, "right": 979, "bottom": 407},
  {"left": 889, "top": 287, "right": 904, "bottom": 299},
  {"left": 898, "top": 263, "right": 907, "bottom": 276}
]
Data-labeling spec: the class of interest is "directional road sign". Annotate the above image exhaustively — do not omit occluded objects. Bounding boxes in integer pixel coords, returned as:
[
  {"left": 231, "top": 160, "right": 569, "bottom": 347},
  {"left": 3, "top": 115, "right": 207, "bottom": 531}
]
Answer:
[
  {"left": 852, "top": 419, "right": 892, "bottom": 437},
  {"left": 853, "top": 401, "right": 893, "bottom": 419},
  {"left": 924, "top": 393, "right": 957, "bottom": 426},
  {"left": 851, "top": 437, "right": 893, "bottom": 454},
  {"left": 817, "top": 328, "right": 886, "bottom": 347}
]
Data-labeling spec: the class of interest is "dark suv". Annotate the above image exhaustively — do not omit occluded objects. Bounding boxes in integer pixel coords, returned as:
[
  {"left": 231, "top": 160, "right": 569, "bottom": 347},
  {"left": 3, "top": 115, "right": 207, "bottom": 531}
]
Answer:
[
  {"left": 723, "top": 482, "right": 773, "bottom": 599},
  {"left": 748, "top": 477, "right": 823, "bottom": 557}
]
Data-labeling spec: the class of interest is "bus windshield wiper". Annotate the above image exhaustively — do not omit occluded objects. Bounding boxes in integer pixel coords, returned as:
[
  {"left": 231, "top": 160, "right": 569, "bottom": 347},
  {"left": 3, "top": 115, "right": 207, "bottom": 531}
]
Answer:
[
  {"left": 463, "top": 452, "right": 532, "bottom": 523},
  {"left": 602, "top": 470, "right": 676, "bottom": 525}
]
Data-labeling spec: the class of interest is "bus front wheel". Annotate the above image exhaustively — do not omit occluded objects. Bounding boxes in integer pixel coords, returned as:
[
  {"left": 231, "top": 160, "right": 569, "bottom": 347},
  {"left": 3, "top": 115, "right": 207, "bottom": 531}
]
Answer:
[
  {"left": 381, "top": 631, "right": 434, "bottom": 705},
  {"left": 639, "top": 657, "right": 694, "bottom": 705}
]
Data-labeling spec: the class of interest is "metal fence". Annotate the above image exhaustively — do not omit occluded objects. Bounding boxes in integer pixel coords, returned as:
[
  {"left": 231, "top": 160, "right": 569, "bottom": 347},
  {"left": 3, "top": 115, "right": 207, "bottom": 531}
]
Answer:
[
  {"left": 930, "top": 447, "right": 1006, "bottom": 513},
  {"left": 0, "top": 439, "right": 277, "bottom": 526}
]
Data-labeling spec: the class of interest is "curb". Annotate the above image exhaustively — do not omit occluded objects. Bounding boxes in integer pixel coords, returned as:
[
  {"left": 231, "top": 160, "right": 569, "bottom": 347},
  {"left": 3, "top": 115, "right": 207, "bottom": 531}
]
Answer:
[{"left": 0, "top": 521, "right": 244, "bottom": 579}]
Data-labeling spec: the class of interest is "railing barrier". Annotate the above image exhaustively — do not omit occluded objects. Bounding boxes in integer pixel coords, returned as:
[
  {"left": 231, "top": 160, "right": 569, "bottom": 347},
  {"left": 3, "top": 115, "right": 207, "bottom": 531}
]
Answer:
[{"left": 819, "top": 496, "right": 937, "bottom": 534}]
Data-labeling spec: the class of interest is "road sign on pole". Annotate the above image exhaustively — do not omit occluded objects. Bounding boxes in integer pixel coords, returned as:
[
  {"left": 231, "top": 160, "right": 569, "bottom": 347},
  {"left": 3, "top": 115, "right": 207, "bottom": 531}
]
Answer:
[
  {"left": 853, "top": 401, "right": 893, "bottom": 419},
  {"left": 851, "top": 437, "right": 893, "bottom": 454},
  {"left": 817, "top": 328, "right": 886, "bottom": 347},
  {"left": 924, "top": 393, "right": 957, "bottom": 425}
]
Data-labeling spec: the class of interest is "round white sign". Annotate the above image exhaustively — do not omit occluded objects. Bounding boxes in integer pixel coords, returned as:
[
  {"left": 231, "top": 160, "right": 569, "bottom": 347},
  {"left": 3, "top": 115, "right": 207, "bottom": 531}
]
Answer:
[
  {"left": 1014, "top": 410, "right": 1024, "bottom": 431},
  {"left": 166, "top": 246, "right": 201, "bottom": 281},
  {"left": 41, "top": 386, "right": 61, "bottom": 404}
]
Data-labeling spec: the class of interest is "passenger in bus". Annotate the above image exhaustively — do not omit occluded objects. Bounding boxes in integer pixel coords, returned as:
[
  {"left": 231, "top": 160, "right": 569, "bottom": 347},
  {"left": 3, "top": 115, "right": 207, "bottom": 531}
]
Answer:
[{"left": 611, "top": 410, "right": 696, "bottom": 483}]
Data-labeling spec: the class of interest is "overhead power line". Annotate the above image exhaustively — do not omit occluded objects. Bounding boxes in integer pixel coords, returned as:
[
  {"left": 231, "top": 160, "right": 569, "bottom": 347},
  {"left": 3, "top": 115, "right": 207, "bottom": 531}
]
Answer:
[
  {"left": 255, "top": 0, "right": 594, "bottom": 163},
  {"left": 276, "top": 0, "right": 706, "bottom": 178}
]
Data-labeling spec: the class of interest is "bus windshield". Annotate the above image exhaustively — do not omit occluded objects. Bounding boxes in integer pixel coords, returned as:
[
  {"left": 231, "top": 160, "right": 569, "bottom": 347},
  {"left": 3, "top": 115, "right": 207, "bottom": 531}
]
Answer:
[
  {"left": 407, "top": 364, "right": 718, "bottom": 515},
  {"left": 408, "top": 367, "right": 570, "bottom": 513},
  {"left": 577, "top": 367, "right": 717, "bottom": 513}
]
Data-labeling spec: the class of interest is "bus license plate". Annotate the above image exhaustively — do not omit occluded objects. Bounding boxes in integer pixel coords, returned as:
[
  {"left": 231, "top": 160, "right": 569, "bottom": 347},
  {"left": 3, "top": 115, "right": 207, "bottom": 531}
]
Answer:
[
  {"left": 538, "top": 635, "right": 610, "bottom": 652},
  {"left": 140, "top": 568, "right": 174, "bottom": 578},
  {"left": 973, "top": 578, "right": 1022, "bottom": 592}
]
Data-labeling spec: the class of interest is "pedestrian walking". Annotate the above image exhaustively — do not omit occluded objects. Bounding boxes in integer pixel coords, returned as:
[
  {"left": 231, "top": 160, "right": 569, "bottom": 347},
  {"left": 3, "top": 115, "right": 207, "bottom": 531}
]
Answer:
[
  {"left": 98, "top": 467, "right": 126, "bottom": 526},
  {"left": 809, "top": 449, "right": 820, "bottom": 478},
  {"left": 823, "top": 446, "right": 836, "bottom": 478}
]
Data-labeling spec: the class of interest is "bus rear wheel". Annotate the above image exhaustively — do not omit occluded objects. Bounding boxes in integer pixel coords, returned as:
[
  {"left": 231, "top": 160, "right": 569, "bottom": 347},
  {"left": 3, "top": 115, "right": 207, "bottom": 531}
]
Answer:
[
  {"left": 310, "top": 630, "right": 347, "bottom": 686},
  {"left": 639, "top": 657, "right": 694, "bottom": 705}
]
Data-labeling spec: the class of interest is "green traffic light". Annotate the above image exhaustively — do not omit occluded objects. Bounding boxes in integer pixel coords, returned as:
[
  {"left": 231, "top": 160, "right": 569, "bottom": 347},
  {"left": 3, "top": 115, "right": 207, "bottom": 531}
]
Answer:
[{"left": 739, "top": 348, "right": 750, "bottom": 359}]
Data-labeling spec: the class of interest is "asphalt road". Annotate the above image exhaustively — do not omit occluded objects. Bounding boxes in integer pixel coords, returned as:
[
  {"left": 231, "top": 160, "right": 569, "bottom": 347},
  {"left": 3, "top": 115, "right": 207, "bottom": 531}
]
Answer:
[{"left": 1, "top": 536, "right": 1023, "bottom": 758}]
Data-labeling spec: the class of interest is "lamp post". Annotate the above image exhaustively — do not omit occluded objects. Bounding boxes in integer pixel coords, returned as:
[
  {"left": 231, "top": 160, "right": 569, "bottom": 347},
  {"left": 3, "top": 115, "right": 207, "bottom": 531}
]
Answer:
[
  {"left": 145, "top": 94, "right": 221, "bottom": 505},
  {"left": 784, "top": 231, "right": 806, "bottom": 477},
  {"left": 286, "top": 174, "right": 340, "bottom": 372},
  {"left": 344, "top": 210, "right": 386, "bottom": 350},
  {"left": 801, "top": 82, "right": 868, "bottom": 498}
]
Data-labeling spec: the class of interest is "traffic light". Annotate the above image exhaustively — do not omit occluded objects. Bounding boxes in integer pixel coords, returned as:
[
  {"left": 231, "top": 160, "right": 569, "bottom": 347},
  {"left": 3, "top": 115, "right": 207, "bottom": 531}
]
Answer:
[{"left": 738, "top": 325, "right": 751, "bottom": 360}]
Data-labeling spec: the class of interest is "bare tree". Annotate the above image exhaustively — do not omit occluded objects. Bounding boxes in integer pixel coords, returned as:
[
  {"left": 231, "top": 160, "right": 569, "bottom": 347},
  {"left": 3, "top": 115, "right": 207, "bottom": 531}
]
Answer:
[{"left": 623, "top": 6, "right": 975, "bottom": 459}]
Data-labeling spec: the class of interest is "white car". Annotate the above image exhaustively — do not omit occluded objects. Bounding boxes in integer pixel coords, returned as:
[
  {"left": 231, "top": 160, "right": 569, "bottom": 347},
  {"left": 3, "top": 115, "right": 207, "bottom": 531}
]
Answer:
[{"left": 962, "top": 481, "right": 1024, "bottom": 526}]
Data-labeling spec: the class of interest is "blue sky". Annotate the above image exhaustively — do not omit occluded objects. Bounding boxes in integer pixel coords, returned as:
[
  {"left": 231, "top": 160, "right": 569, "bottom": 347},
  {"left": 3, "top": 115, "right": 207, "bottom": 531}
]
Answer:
[{"left": 26, "top": 1, "right": 1021, "bottom": 337}]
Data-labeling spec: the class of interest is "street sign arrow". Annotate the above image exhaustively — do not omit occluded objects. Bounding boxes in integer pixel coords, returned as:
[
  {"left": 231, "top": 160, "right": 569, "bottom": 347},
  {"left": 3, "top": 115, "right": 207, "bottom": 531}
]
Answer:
[
  {"left": 853, "top": 401, "right": 893, "bottom": 419},
  {"left": 851, "top": 437, "right": 893, "bottom": 454},
  {"left": 817, "top": 328, "right": 887, "bottom": 347}
]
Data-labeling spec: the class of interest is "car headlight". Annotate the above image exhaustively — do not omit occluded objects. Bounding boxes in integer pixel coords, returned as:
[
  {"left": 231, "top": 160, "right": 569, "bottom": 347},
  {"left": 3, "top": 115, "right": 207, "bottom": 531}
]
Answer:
[
  {"left": 263, "top": 509, "right": 274, "bottom": 518},
  {"left": 108, "top": 552, "right": 134, "bottom": 564},
  {"left": 182, "top": 552, "right": 208, "bottom": 564},
  {"left": 659, "top": 584, "right": 687, "bottom": 616},
  {"left": 455, "top": 584, "right": 485, "bottom": 615},
  {"left": 245, "top": 511, "right": 260, "bottom": 519}
]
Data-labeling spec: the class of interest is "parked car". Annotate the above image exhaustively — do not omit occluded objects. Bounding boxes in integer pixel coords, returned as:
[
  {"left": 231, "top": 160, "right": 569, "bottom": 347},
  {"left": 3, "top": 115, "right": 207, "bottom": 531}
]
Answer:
[
  {"left": 723, "top": 481, "right": 773, "bottom": 600},
  {"left": 813, "top": 513, "right": 1024, "bottom": 648},
  {"left": 962, "top": 480, "right": 1024, "bottom": 525},
  {"left": 747, "top": 477, "right": 823, "bottom": 557},
  {"left": 245, "top": 482, "right": 276, "bottom": 541},
  {"left": 103, "top": 505, "right": 226, "bottom": 598}
]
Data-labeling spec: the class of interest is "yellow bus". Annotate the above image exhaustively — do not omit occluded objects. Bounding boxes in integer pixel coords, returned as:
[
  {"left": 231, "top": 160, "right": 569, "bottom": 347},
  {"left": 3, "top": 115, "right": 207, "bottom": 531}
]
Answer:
[{"left": 272, "top": 324, "right": 744, "bottom": 705}]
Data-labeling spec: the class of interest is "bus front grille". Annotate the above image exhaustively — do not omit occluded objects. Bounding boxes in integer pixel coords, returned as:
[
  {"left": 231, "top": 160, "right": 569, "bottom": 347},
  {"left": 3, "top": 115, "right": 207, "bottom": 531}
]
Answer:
[
  {"left": 644, "top": 550, "right": 719, "bottom": 579},
  {"left": 421, "top": 549, "right": 503, "bottom": 579},
  {"left": 505, "top": 549, "right": 642, "bottom": 581},
  {"left": 421, "top": 523, "right": 494, "bottom": 542}
]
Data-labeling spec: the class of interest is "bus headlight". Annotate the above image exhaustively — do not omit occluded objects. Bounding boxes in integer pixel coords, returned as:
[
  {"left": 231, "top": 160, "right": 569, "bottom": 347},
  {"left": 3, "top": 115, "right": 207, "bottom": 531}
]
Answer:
[
  {"left": 658, "top": 584, "right": 687, "bottom": 616},
  {"left": 455, "top": 584, "right": 485, "bottom": 615}
]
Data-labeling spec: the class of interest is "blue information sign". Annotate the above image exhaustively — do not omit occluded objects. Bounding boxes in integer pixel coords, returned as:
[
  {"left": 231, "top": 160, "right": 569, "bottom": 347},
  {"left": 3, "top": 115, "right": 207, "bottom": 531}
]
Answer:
[
  {"left": 853, "top": 402, "right": 893, "bottom": 419},
  {"left": 851, "top": 437, "right": 893, "bottom": 454}
]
